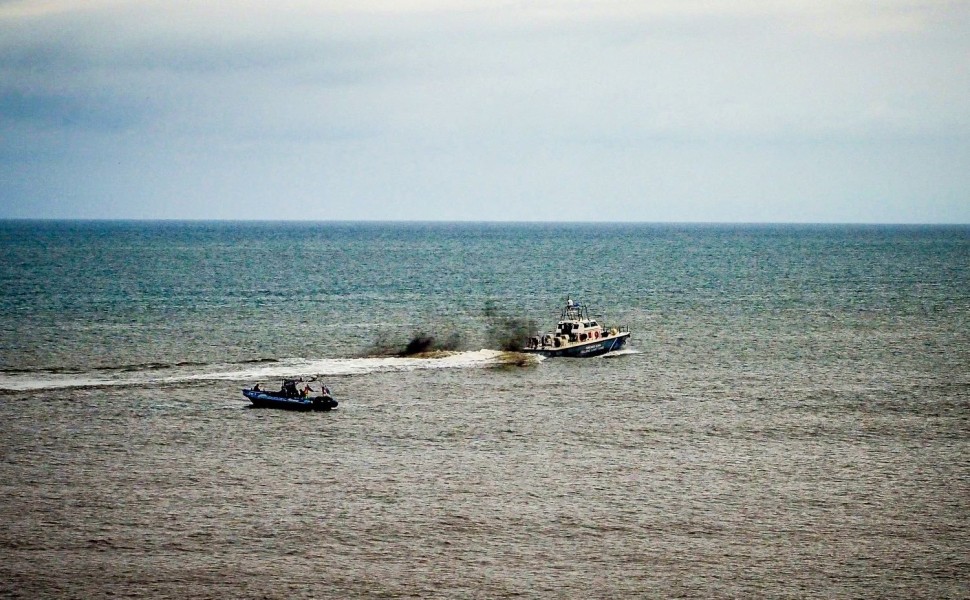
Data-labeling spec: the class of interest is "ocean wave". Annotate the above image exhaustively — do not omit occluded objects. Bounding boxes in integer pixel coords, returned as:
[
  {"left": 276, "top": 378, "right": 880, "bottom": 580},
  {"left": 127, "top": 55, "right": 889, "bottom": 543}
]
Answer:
[{"left": 0, "top": 350, "right": 537, "bottom": 392}]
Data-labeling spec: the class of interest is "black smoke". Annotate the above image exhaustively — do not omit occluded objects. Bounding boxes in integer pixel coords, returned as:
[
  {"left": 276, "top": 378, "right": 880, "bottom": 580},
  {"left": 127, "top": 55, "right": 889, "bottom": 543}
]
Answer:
[
  {"left": 366, "top": 329, "right": 465, "bottom": 357},
  {"left": 483, "top": 300, "right": 537, "bottom": 352}
]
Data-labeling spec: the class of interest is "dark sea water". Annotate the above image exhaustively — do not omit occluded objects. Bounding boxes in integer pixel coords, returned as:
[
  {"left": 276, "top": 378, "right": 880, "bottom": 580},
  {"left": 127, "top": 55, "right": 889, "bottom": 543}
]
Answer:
[{"left": 1, "top": 220, "right": 968, "bottom": 599}]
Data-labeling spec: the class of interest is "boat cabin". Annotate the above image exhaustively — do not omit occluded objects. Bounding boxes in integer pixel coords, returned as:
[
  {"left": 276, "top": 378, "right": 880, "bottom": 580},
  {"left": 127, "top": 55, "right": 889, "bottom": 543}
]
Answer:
[{"left": 555, "top": 319, "right": 602, "bottom": 340}]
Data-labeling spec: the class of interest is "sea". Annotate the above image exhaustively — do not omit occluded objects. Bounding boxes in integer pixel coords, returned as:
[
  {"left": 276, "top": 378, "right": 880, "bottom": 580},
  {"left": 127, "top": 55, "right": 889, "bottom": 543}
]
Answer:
[{"left": 0, "top": 220, "right": 967, "bottom": 599}]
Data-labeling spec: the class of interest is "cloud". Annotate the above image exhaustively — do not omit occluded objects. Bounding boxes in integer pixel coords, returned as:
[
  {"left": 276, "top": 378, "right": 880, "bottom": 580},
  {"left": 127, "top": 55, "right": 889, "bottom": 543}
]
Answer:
[
  {"left": 0, "top": 0, "right": 968, "bottom": 221},
  {"left": 0, "top": 0, "right": 124, "bottom": 19}
]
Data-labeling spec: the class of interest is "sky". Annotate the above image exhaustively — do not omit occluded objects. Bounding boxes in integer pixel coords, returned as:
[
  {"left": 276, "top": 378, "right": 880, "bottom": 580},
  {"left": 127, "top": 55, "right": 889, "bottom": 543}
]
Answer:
[{"left": 1, "top": 0, "right": 968, "bottom": 223}]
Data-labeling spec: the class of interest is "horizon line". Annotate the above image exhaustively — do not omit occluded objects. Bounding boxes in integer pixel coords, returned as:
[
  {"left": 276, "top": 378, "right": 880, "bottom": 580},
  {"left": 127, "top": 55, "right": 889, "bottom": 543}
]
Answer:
[{"left": 1, "top": 218, "right": 968, "bottom": 227}]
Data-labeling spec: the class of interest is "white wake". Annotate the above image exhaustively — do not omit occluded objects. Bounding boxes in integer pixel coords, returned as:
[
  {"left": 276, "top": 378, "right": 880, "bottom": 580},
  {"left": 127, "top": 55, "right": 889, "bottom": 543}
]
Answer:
[{"left": 0, "top": 350, "right": 540, "bottom": 392}]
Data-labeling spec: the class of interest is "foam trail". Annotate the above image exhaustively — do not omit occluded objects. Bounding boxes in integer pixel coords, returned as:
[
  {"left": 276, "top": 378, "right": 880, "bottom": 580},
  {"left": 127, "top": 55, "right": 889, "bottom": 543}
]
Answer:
[
  {"left": 0, "top": 374, "right": 122, "bottom": 392},
  {"left": 602, "top": 348, "right": 640, "bottom": 358},
  {"left": 0, "top": 350, "right": 520, "bottom": 392}
]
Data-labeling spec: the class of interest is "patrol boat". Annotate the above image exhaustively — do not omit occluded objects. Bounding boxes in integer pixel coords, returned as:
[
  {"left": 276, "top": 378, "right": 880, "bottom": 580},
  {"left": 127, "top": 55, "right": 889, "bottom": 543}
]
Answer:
[
  {"left": 523, "top": 298, "right": 630, "bottom": 358},
  {"left": 242, "top": 378, "right": 338, "bottom": 411}
]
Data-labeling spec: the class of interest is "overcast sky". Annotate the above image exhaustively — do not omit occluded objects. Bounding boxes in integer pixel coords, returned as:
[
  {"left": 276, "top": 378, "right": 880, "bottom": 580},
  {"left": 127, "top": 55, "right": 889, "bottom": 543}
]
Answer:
[{"left": 1, "top": 0, "right": 968, "bottom": 222}]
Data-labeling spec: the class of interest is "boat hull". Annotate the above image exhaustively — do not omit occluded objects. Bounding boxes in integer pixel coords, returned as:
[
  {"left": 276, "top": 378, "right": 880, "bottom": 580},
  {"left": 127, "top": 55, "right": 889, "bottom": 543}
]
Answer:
[
  {"left": 522, "top": 332, "right": 630, "bottom": 358},
  {"left": 243, "top": 389, "right": 338, "bottom": 411}
]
